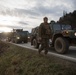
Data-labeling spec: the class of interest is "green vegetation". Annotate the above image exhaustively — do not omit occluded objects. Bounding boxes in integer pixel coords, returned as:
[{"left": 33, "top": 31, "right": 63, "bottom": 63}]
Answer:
[
  {"left": 0, "top": 41, "right": 76, "bottom": 75},
  {"left": 58, "top": 10, "right": 76, "bottom": 29}
]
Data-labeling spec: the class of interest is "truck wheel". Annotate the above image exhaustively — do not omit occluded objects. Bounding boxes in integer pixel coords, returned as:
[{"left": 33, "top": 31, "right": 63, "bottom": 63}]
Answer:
[
  {"left": 54, "top": 37, "right": 69, "bottom": 54},
  {"left": 33, "top": 39, "right": 39, "bottom": 48}
]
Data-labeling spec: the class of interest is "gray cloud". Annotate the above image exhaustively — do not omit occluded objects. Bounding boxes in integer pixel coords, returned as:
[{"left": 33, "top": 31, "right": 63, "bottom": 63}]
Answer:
[
  {"left": 0, "top": 21, "right": 31, "bottom": 31},
  {"left": 18, "top": 21, "right": 28, "bottom": 25},
  {"left": 0, "top": 24, "right": 22, "bottom": 28},
  {"left": 15, "top": 8, "right": 40, "bottom": 16},
  {"left": 14, "top": 5, "right": 62, "bottom": 17},
  {"left": 0, "top": 0, "right": 75, "bottom": 18},
  {"left": 0, "top": 6, "right": 15, "bottom": 16},
  {"left": 73, "top": 0, "right": 76, "bottom": 8},
  {"left": 33, "top": 5, "right": 62, "bottom": 16},
  {"left": 0, "top": 0, "right": 76, "bottom": 32}
]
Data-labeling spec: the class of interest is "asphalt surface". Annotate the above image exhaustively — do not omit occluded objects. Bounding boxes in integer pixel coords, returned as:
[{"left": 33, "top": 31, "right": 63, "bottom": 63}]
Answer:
[{"left": 12, "top": 42, "right": 76, "bottom": 63}]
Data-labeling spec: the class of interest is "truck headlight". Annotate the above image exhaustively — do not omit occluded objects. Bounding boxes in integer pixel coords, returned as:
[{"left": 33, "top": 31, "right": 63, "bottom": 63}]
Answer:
[
  {"left": 62, "top": 30, "right": 69, "bottom": 35},
  {"left": 65, "top": 31, "right": 69, "bottom": 34},
  {"left": 17, "top": 37, "right": 20, "bottom": 39},
  {"left": 28, "top": 37, "right": 30, "bottom": 39},
  {"left": 74, "top": 33, "right": 76, "bottom": 36}
]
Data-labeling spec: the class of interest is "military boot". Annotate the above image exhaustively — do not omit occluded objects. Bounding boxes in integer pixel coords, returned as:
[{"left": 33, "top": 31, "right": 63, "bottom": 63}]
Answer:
[{"left": 38, "top": 45, "right": 43, "bottom": 54}]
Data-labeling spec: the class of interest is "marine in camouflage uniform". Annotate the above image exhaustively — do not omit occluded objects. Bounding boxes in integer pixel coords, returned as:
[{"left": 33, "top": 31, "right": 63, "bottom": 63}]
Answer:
[{"left": 38, "top": 17, "right": 52, "bottom": 54}]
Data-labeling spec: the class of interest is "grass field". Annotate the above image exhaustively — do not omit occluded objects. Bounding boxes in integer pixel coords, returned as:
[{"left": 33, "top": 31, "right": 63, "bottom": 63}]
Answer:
[{"left": 0, "top": 41, "right": 76, "bottom": 75}]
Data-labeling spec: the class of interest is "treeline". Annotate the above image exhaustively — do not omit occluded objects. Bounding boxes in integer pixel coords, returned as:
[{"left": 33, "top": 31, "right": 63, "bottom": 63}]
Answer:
[{"left": 58, "top": 10, "right": 76, "bottom": 29}]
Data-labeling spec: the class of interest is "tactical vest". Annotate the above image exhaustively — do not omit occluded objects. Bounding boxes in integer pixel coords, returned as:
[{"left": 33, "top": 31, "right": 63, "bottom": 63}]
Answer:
[{"left": 41, "top": 23, "right": 51, "bottom": 38}]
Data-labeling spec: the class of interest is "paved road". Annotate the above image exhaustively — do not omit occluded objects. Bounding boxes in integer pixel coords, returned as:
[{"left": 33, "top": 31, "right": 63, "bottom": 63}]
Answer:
[{"left": 12, "top": 42, "right": 76, "bottom": 63}]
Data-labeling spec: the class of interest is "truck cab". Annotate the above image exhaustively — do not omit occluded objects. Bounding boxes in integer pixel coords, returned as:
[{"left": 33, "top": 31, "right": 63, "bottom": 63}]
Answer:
[
  {"left": 50, "top": 23, "right": 76, "bottom": 54},
  {"left": 7, "top": 29, "right": 29, "bottom": 43}
]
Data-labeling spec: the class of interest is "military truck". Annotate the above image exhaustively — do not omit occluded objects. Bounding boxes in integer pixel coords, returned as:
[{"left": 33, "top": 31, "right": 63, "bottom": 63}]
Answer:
[
  {"left": 31, "top": 26, "right": 40, "bottom": 48},
  {"left": 7, "top": 29, "right": 28, "bottom": 43},
  {"left": 31, "top": 22, "right": 76, "bottom": 54},
  {"left": 49, "top": 23, "right": 76, "bottom": 54}
]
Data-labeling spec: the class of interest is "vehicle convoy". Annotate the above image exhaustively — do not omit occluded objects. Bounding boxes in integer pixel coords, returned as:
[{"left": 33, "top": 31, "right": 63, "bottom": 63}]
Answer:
[
  {"left": 31, "top": 22, "right": 76, "bottom": 54},
  {"left": 7, "top": 29, "right": 28, "bottom": 43}
]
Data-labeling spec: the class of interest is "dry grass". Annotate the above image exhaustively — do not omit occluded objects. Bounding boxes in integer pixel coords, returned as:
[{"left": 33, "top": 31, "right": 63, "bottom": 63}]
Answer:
[
  {"left": 0, "top": 40, "right": 9, "bottom": 54},
  {"left": 0, "top": 40, "right": 76, "bottom": 75}
]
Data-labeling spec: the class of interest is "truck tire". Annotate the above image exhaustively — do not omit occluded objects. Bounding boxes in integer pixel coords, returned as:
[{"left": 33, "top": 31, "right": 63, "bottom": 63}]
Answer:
[
  {"left": 33, "top": 39, "right": 39, "bottom": 48},
  {"left": 54, "top": 37, "right": 69, "bottom": 54}
]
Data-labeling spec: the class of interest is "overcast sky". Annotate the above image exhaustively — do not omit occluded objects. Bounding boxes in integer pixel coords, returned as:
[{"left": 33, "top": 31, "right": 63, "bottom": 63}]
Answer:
[{"left": 0, "top": 0, "right": 76, "bottom": 32}]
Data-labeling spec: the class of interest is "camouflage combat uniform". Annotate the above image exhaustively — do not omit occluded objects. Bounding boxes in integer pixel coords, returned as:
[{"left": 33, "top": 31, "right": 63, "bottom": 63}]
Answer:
[{"left": 39, "top": 23, "right": 52, "bottom": 54}]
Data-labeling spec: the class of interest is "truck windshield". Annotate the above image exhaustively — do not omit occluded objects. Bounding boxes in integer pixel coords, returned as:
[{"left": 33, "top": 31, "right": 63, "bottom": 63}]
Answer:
[
  {"left": 18, "top": 31, "right": 28, "bottom": 36},
  {"left": 53, "top": 24, "right": 61, "bottom": 31},
  {"left": 62, "top": 25, "right": 72, "bottom": 30}
]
